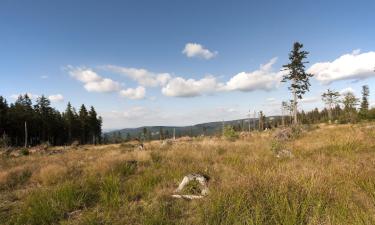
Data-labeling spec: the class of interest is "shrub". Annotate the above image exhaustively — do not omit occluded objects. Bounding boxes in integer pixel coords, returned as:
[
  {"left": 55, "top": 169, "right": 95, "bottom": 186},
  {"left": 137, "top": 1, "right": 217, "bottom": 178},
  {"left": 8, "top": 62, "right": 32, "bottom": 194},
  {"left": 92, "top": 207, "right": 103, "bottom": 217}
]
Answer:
[
  {"left": 223, "top": 125, "right": 239, "bottom": 141},
  {"left": 20, "top": 148, "right": 29, "bottom": 156}
]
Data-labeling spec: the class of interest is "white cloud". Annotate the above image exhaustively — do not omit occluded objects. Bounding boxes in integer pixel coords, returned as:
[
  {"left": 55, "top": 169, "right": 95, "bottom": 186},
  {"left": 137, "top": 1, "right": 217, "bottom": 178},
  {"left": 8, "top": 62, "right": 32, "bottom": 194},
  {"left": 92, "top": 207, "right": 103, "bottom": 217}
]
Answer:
[
  {"left": 266, "top": 97, "right": 276, "bottom": 102},
  {"left": 67, "top": 66, "right": 121, "bottom": 93},
  {"left": 40, "top": 75, "right": 48, "bottom": 79},
  {"left": 300, "top": 96, "right": 320, "bottom": 103},
  {"left": 223, "top": 57, "right": 284, "bottom": 92},
  {"left": 102, "top": 65, "right": 171, "bottom": 87},
  {"left": 161, "top": 58, "right": 283, "bottom": 97},
  {"left": 48, "top": 94, "right": 64, "bottom": 103},
  {"left": 162, "top": 75, "right": 221, "bottom": 97},
  {"left": 182, "top": 43, "right": 217, "bottom": 60},
  {"left": 83, "top": 78, "right": 121, "bottom": 92},
  {"left": 340, "top": 87, "right": 355, "bottom": 95},
  {"left": 119, "top": 86, "right": 146, "bottom": 100},
  {"left": 308, "top": 51, "right": 375, "bottom": 84}
]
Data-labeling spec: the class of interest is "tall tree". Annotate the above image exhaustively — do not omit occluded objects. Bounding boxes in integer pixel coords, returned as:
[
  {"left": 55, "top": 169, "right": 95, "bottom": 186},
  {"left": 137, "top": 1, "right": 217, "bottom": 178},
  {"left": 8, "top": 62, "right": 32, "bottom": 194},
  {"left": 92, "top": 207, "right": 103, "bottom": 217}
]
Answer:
[
  {"left": 282, "top": 42, "right": 313, "bottom": 124},
  {"left": 342, "top": 92, "right": 359, "bottom": 123},
  {"left": 321, "top": 89, "right": 340, "bottom": 122},
  {"left": 342, "top": 92, "right": 359, "bottom": 111},
  {"left": 79, "top": 104, "right": 89, "bottom": 144},
  {"left": 0, "top": 96, "right": 8, "bottom": 136},
  {"left": 63, "top": 102, "right": 79, "bottom": 144},
  {"left": 359, "top": 85, "right": 370, "bottom": 118},
  {"left": 88, "top": 106, "right": 101, "bottom": 144},
  {"left": 35, "top": 95, "right": 53, "bottom": 143}
]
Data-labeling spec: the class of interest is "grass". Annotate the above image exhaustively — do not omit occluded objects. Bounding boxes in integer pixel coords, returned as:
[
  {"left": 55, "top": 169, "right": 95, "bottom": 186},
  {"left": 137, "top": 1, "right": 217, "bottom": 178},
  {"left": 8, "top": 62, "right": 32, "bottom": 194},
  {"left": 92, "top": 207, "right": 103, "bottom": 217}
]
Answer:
[{"left": 1, "top": 123, "right": 375, "bottom": 224}]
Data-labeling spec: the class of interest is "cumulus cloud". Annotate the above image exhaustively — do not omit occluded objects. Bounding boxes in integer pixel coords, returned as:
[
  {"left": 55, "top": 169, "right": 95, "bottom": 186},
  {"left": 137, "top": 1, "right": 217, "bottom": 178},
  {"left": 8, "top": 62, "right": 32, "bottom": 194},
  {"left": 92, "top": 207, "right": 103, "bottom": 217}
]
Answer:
[
  {"left": 340, "top": 87, "right": 355, "bottom": 94},
  {"left": 119, "top": 86, "right": 146, "bottom": 100},
  {"left": 48, "top": 94, "right": 64, "bottom": 103},
  {"left": 102, "top": 65, "right": 171, "bottom": 87},
  {"left": 160, "top": 57, "right": 283, "bottom": 97},
  {"left": 223, "top": 57, "right": 284, "bottom": 92},
  {"left": 182, "top": 43, "right": 217, "bottom": 60},
  {"left": 308, "top": 51, "right": 375, "bottom": 84},
  {"left": 300, "top": 96, "right": 320, "bottom": 103},
  {"left": 162, "top": 75, "right": 221, "bottom": 97},
  {"left": 67, "top": 66, "right": 121, "bottom": 92}
]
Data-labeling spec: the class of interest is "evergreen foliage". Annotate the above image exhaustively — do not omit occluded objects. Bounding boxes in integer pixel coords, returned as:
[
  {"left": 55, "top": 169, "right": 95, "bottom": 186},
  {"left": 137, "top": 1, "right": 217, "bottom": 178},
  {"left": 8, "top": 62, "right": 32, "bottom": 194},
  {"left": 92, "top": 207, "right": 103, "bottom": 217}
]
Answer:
[{"left": 0, "top": 94, "right": 102, "bottom": 146}]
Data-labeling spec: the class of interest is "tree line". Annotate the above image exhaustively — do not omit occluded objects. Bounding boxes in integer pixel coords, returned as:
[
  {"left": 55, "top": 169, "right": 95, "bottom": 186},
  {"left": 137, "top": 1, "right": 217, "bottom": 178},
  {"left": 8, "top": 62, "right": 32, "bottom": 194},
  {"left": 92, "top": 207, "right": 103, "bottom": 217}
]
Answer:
[{"left": 0, "top": 94, "right": 102, "bottom": 147}]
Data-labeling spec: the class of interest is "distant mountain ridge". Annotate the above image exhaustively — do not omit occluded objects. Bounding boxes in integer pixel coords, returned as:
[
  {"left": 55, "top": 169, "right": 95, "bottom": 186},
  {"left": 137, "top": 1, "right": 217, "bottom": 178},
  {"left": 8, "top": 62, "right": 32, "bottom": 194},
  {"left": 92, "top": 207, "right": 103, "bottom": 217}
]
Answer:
[{"left": 106, "top": 116, "right": 281, "bottom": 140}]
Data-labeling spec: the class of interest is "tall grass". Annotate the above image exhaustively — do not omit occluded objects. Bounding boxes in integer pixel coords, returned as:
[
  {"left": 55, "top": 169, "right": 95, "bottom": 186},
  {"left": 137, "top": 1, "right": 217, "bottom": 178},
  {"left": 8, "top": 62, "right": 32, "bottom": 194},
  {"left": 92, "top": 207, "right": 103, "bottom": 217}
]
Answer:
[{"left": 2, "top": 123, "right": 375, "bottom": 224}]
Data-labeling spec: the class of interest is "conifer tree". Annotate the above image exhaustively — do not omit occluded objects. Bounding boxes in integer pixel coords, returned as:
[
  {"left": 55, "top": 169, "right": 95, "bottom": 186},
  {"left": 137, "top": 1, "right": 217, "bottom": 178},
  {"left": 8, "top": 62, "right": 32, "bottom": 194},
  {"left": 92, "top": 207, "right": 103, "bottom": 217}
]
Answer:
[
  {"left": 321, "top": 89, "right": 340, "bottom": 122},
  {"left": 282, "top": 42, "right": 313, "bottom": 124},
  {"left": 359, "top": 85, "right": 370, "bottom": 118}
]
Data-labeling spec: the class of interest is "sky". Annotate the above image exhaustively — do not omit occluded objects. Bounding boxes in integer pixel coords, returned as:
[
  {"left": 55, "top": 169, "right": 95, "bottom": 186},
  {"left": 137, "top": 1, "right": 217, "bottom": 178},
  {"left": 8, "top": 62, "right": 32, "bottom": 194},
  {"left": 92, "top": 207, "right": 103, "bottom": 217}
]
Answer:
[{"left": 1, "top": 0, "right": 375, "bottom": 130}]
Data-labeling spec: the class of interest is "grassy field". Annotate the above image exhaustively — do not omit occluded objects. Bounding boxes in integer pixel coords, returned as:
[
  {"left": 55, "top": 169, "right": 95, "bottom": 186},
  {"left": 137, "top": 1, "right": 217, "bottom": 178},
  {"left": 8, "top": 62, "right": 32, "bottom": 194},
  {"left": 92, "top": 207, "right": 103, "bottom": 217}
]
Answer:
[{"left": 1, "top": 123, "right": 375, "bottom": 224}]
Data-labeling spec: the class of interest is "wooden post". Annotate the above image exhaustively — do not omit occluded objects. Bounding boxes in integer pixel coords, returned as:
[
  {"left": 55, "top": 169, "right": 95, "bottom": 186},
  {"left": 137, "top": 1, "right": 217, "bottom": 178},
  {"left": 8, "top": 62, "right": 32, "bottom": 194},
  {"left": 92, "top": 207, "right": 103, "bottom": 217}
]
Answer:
[{"left": 173, "top": 128, "right": 176, "bottom": 140}]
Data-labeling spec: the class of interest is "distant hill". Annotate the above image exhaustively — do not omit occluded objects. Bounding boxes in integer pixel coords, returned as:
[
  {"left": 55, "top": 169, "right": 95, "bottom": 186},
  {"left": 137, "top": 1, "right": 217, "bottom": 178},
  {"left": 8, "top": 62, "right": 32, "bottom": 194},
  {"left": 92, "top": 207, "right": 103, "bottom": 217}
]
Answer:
[{"left": 105, "top": 116, "right": 282, "bottom": 140}]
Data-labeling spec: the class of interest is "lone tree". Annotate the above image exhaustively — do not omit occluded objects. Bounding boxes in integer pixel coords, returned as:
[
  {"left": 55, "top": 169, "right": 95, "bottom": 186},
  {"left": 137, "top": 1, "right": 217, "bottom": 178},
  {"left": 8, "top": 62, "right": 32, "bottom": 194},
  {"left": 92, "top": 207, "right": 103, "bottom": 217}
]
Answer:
[
  {"left": 282, "top": 42, "right": 313, "bottom": 124},
  {"left": 359, "top": 85, "right": 369, "bottom": 118},
  {"left": 321, "top": 89, "right": 340, "bottom": 122}
]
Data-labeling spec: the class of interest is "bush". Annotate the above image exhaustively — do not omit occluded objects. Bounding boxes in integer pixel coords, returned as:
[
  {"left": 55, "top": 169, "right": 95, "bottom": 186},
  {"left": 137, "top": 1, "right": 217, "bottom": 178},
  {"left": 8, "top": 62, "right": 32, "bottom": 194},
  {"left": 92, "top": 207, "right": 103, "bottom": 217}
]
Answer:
[
  {"left": 223, "top": 125, "right": 239, "bottom": 141},
  {"left": 20, "top": 148, "right": 29, "bottom": 156}
]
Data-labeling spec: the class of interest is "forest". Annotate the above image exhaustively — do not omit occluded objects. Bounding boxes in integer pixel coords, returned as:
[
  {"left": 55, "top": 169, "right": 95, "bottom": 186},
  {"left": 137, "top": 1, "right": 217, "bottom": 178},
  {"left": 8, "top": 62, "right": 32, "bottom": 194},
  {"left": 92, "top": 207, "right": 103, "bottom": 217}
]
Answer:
[{"left": 0, "top": 94, "right": 102, "bottom": 147}]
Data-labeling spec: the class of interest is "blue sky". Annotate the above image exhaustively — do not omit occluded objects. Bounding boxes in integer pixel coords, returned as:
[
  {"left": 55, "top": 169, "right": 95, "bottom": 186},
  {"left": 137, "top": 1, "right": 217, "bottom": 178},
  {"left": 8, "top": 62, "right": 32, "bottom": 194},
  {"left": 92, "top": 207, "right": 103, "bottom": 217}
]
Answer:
[{"left": 1, "top": 0, "right": 374, "bottom": 130}]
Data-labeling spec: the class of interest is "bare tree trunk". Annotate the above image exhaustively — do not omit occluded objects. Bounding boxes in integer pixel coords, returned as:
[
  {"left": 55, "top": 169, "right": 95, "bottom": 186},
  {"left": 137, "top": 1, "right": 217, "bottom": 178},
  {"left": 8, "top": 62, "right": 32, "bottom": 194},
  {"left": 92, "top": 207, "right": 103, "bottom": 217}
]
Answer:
[
  {"left": 24, "top": 121, "right": 28, "bottom": 148},
  {"left": 328, "top": 105, "right": 332, "bottom": 123},
  {"left": 292, "top": 82, "right": 298, "bottom": 125},
  {"left": 248, "top": 110, "right": 251, "bottom": 132}
]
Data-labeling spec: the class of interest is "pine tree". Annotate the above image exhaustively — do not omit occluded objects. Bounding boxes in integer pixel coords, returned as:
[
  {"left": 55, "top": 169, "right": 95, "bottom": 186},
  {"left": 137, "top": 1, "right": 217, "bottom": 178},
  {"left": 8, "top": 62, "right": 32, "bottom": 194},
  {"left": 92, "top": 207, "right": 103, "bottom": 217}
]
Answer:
[
  {"left": 282, "top": 42, "right": 313, "bottom": 124},
  {"left": 321, "top": 89, "right": 340, "bottom": 122},
  {"left": 0, "top": 96, "right": 8, "bottom": 136},
  {"left": 359, "top": 85, "right": 370, "bottom": 119},
  {"left": 79, "top": 104, "right": 89, "bottom": 144}
]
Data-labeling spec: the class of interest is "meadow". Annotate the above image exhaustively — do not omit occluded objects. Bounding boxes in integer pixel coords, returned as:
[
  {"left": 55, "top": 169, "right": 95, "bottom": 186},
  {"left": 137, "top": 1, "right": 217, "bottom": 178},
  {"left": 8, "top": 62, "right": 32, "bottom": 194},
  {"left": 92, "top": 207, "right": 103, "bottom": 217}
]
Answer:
[{"left": 1, "top": 123, "right": 375, "bottom": 224}]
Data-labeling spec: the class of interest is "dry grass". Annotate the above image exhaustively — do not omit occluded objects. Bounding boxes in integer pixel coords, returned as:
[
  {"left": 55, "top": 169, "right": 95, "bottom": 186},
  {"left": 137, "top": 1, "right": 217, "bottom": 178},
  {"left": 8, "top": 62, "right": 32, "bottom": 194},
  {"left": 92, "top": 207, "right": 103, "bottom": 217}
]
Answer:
[{"left": 1, "top": 123, "right": 375, "bottom": 224}]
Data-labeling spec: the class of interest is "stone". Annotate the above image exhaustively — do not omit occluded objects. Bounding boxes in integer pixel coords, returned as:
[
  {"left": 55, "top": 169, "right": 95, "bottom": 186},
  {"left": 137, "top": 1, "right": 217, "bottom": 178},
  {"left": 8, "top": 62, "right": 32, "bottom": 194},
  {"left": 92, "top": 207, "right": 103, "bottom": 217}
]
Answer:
[{"left": 172, "top": 173, "right": 209, "bottom": 200}]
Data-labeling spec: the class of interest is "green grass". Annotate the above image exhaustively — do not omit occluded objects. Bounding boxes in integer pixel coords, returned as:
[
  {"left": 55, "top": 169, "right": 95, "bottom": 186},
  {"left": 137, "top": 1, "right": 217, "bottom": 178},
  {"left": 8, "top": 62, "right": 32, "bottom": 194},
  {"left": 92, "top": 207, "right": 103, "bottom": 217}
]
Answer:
[{"left": 2, "top": 123, "right": 375, "bottom": 224}]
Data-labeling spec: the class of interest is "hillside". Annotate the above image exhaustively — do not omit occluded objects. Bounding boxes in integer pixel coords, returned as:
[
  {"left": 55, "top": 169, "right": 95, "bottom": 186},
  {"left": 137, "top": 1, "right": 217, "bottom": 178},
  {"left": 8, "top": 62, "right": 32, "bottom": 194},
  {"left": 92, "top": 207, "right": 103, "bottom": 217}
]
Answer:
[
  {"left": 106, "top": 116, "right": 282, "bottom": 139},
  {"left": 1, "top": 123, "right": 375, "bottom": 224}
]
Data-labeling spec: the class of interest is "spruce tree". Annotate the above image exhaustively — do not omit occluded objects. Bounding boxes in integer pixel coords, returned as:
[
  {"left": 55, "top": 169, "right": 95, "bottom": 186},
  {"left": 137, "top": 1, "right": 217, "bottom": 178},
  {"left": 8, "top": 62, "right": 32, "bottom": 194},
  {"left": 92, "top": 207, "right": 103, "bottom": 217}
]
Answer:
[
  {"left": 282, "top": 42, "right": 313, "bottom": 124},
  {"left": 321, "top": 89, "right": 340, "bottom": 122},
  {"left": 359, "top": 85, "right": 369, "bottom": 119}
]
